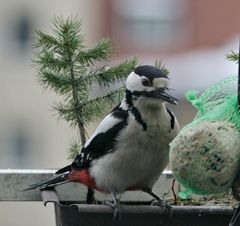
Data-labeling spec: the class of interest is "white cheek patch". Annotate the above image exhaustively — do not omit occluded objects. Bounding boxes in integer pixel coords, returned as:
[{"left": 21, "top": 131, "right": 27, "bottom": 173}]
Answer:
[
  {"left": 152, "top": 78, "right": 169, "bottom": 88},
  {"left": 126, "top": 72, "right": 146, "bottom": 92},
  {"left": 126, "top": 72, "right": 169, "bottom": 91}
]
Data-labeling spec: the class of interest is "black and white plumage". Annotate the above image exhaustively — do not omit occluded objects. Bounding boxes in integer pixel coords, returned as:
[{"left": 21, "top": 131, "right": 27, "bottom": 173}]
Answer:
[{"left": 26, "top": 65, "right": 180, "bottom": 216}]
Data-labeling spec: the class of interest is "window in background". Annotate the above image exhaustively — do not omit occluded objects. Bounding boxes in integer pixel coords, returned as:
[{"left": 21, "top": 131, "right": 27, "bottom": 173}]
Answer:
[{"left": 111, "top": 0, "right": 190, "bottom": 52}]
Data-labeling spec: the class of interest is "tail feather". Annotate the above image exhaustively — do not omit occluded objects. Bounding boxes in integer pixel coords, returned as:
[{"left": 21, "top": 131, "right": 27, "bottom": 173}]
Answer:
[{"left": 23, "top": 173, "right": 68, "bottom": 191}]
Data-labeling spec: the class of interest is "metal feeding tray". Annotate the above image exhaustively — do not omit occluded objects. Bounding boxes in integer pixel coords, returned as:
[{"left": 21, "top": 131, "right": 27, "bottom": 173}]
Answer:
[{"left": 41, "top": 189, "right": 234, "bottom": 226}]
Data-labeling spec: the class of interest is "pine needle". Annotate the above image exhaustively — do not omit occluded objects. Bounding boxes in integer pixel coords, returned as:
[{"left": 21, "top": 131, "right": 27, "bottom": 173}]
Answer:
[{"left": 226, "top": 51, "right": 239, "bottom": 63}]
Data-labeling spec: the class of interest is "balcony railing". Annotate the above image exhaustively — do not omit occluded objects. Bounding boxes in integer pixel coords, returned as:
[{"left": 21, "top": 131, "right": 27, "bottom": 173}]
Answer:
[{"left": 0, "top": 169, "right": 234, "bottom": 226}]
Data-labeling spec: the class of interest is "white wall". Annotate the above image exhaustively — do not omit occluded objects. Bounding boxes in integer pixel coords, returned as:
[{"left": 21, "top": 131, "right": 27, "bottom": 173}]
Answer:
[{"left": 0, "top": 1, "right": 105, "bottom": 226}]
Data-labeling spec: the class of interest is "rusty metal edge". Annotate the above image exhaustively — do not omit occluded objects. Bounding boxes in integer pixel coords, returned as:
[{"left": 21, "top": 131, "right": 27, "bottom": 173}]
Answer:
[{"left": 41, "top": 189, "right": 235, "bottom": 215}]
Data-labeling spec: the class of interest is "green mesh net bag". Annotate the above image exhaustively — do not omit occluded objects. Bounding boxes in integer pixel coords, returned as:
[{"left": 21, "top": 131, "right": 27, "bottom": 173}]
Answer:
[
  {"left": 185, "top": 75, "right": 240, "bottom": 130},
  {"left": 169, "top": 75, "right": 240, "bottom": 198}
]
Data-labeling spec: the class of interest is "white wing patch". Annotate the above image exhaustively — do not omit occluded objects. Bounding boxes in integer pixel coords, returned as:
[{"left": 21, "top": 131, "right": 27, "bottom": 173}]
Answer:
[
  {"left": 83, "top": 113, "right": 123, "bottom": 149},
  {"left": 119, "top": 99, "right": 128, "bottom": 110}
]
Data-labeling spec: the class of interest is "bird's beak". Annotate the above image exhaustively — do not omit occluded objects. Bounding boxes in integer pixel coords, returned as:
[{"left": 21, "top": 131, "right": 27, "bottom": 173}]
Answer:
[
  {"left": 132, "top": 88, "right": 178, "bottom": 105},
  {"left": 150, "top": 88, "right": 178, "bottom": 105}
]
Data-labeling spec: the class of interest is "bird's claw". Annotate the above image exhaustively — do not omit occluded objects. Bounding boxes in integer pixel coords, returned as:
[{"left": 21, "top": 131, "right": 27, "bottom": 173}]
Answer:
[
  {"left": 151, "top": 199, "right": 173, "bottom": 216},
  {"left": 229, "top": 205, "right": 240, "bottom": 226},
  {"left": 103, "top": 200, "right": 121, "bottom": 221}
]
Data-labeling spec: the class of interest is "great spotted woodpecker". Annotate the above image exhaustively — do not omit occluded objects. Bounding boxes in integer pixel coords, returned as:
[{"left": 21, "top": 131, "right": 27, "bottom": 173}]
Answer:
[{"left": 26, "top": 65, "right": 180, "bottom": 217}]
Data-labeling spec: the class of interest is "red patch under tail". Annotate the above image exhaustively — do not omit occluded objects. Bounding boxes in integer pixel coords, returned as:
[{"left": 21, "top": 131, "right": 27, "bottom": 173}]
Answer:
[{"left": 67, "top": 169, "right": 100, "bottom": 191}]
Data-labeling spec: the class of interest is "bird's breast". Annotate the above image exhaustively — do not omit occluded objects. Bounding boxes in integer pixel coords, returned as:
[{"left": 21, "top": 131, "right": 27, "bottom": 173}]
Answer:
[
  {"left": 89, "top": 114, "right": 170, "bottom": 193},
  {"left": 89, "top": 104, "right": 179, "bottom": 193}
]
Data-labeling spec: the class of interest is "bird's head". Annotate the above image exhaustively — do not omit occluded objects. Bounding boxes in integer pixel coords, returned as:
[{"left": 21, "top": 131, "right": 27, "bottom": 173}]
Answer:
[{"left": 126, "top": 65, "right": 178, "bottom": 105}]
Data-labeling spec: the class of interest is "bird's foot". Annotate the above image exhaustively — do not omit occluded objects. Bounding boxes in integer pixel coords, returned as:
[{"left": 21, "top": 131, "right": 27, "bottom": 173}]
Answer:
[
  {"left": 103, "top": 193, "right": 121, "bottom": 221},
  {"left": 151, "top": 199, "right": 173, "bottom": 216},
  {"left": 229, "top": 205, "right": 240, "bottom": 226},
  {"left": 142, "top": 189, "right": 173, "bottom": 217},
  {"left": 104, "top": 200, "right": 121, "bottom": 220}
]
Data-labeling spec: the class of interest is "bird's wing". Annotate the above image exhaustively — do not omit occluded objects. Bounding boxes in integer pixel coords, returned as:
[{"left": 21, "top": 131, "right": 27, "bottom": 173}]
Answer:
[{"left": 73, "top": 104, "right": 129, "bottom": 169}]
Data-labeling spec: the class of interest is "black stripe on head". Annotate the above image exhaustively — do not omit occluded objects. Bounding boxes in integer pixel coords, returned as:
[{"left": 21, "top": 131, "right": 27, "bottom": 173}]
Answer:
[{"left": 134, "top": 65, "right": 168, "bottom": 82}]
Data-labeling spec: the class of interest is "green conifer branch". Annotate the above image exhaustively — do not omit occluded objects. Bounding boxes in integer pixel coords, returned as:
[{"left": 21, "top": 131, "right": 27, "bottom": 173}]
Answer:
[
  {"left": 83, "top": 57, "right": 138, "bottom": 86},
  {"left": 226, "top": 51, "right": 239, "bottom": 63},
  {"left": 34, "top": 31, "right": 60, "bottom": 51},
  {"left": 155, "top": 60, "right": 169, "bottom": 76},
  {"left": 53, "top": 102, "right": 79, "bottom": 127},
  {"left": 38, "top": 70, "right": 73, "bottom": 95},
  {"left": 33, "top": 16, "right": 138, "bottom": 159},
  {"left": 52, "top": 16, "right": 84, "bottom": 54},
  {"left": 68, "top": 139, "right": 82, "bottom": 159},
  {"left": 54, "top": 88, "right": 125, "bottom": 126},
  {"left": 81, "top": 88, "right": 125, "bottom": 123},
  {"left": 75, "top": 38, "right": 113, "bottom": 66}
]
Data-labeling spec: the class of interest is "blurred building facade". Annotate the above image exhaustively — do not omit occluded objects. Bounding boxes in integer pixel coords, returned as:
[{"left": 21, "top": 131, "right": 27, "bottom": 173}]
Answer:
[
  {"left": 0, "top": 0, "right": 239, "bottom": 170},
  {"left": 104, "top": 0, "right": 240, "bottom": 54},
  {"left": 0, "top": 1, "right": 239, "bottom": 225}
]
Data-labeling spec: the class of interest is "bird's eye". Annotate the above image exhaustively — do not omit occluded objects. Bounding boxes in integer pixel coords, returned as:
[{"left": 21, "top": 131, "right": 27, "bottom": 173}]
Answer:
[{"left": 142, "top": 78, "right": 151, "bottom": 86}]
